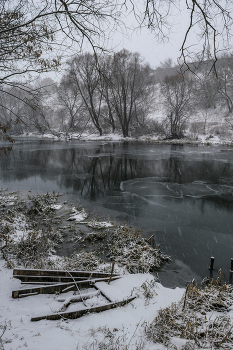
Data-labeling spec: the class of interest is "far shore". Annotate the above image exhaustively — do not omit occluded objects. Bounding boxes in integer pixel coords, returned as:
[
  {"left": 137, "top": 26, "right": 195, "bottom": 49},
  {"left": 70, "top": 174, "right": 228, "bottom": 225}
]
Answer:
[{"left": 12, "top": 131, "right": 233, "bottom": 146}]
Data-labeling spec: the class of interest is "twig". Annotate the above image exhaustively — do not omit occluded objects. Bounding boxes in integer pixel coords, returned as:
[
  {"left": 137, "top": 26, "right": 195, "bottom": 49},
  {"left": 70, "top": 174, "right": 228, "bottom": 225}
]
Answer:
[
  {"left": 217, "top": 326, "right": 233, "bottom": 347},
  {"left": 55, "top": 260, "right": 88, "bottom": 307},
  {"left": 127, "top": 317, "right": 143, "bottom": 348},
  {"left": 182, "top": 284, "right": 190, "bottom": 311}
]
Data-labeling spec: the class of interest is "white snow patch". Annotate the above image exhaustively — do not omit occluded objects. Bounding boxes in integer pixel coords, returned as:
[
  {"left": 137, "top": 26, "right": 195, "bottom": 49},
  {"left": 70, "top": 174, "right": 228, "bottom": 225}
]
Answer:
[
  {"left": 86, "top": 220, "right": 114, "bottom": 229},
  {"left": 0, "top": 195, "right": 17, "bottom": 206},
  {"left": 67, "top": 207, "right": 88, "bottom": 222},
  {"left": 50, "top": 204, "right": 62, "bottom": 210}
]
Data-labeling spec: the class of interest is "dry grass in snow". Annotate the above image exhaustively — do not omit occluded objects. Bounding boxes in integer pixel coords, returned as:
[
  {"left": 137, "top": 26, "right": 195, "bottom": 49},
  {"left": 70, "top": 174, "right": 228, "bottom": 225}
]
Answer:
[
  {"left": 0, "top": 190, "right": 171, "bottom": 274},
  {"left": 146, "top": 274, "right": 233, "bottom": 349}
]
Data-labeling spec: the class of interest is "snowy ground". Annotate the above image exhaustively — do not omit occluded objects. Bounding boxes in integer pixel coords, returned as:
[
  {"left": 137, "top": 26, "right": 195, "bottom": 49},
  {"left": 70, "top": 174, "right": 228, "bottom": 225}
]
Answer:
[
  {"left": 19, "top": 104, "right": 233, "bottom": 146},
  {"left": 0, "top": 260, "right": 184, "bottom": 350},
  {"left": 21, "top": 126, "right": 233, "bottom": 146},
  {"left": 21, "top": 130, "right": 232, "bottom": 144}
]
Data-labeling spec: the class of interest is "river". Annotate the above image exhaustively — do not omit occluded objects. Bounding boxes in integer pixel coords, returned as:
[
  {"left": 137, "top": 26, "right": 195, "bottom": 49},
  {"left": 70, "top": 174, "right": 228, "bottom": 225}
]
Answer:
[{"left": 1, "top": 138, "right": 233, "bottom": 287}]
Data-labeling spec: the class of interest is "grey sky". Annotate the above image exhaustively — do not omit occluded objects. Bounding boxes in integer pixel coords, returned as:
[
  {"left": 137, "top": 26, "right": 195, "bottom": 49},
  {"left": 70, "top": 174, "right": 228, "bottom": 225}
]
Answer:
[{"left": 106, "top": 6, "right": 195, "bottom": 69}]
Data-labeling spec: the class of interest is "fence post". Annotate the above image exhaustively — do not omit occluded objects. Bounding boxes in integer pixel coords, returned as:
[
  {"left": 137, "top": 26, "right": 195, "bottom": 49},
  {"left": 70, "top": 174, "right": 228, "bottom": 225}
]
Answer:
[{"left": 209, "top": 256, "right": 214, "bottom": 270}]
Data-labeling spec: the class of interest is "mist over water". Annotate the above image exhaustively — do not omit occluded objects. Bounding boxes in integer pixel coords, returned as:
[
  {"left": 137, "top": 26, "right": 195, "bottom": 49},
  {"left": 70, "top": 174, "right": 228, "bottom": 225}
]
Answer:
[{"left": 1, "top": 138, "right": 233, "bottom": 286}]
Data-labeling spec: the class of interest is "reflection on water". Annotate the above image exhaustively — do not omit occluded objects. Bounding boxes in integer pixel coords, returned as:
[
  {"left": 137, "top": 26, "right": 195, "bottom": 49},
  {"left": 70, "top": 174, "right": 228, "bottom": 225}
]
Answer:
[{"left": 1, "top": 138, "right": 233, "bottom": 286}]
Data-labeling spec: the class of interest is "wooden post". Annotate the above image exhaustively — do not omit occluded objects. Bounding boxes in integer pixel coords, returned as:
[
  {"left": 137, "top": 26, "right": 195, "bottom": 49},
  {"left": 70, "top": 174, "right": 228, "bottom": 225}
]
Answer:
[
  {"left": 209, "top": 257, "right": 214, "bottom": 270},
  {"left": 151, "top": 231, "right": 155, "bottom": 247},
  {"left": 230, "top": 258, "right": 233, "bottom": 273}
]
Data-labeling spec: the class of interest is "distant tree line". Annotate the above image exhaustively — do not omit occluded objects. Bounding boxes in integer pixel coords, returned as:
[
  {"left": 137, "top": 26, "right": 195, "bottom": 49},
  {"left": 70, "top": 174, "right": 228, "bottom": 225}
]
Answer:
[
  {"left": 2, "top": 0, "right": 233, "bottom": 147},
  {"left": 2, "top": 50, "right": 233, "bottom": 139}
]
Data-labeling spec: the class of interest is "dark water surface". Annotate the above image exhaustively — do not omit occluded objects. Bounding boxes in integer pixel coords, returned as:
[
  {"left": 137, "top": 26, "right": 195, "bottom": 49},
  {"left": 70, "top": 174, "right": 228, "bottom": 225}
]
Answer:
[{"left": 1, "top": 138, "right": 233, "bottom": 287}]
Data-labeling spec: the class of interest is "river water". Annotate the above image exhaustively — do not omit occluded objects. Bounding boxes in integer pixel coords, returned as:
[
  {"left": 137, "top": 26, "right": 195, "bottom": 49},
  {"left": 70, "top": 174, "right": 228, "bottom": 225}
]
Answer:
[{"left": 1, "top": 138, "right": 233, "bottom": 287}]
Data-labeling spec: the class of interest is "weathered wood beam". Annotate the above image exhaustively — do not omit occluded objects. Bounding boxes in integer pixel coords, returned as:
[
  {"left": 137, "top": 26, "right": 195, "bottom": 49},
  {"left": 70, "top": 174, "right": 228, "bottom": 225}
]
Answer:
[
  {"left": 31, "top": 296, "right": 136, "bottom": 322},
  {"left": 13, "top": 268, "right": 119, "bottom": 278},
  {"left": 13, "top": 275, "right": 92, "bottom": 283},
  {"left": 12, "top": 276, "right": 120, "bottom": 298}
]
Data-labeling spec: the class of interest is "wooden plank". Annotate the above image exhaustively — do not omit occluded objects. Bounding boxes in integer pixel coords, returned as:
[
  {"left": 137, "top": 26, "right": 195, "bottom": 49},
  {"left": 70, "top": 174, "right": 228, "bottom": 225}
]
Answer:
[
  {"left": 12, "top": 283, "right": 74, "bottom": 299},
  {"left": 13, "top": 268, "right": 119, "bottom": 278},
  {"left": 19, "top": 292, "right": 38, "bottom": 298},
  {"left": 13, "top": 275, "right": 91, "bottom": 283},
  {"left": 12, "top": 276, "right": 121, "bottom": 298},
  {"left": 21, "top": 282, "right": 68, "bottom": 285},
  {"left": 31, "top": 296, "right": 136, "bottom": 321}
]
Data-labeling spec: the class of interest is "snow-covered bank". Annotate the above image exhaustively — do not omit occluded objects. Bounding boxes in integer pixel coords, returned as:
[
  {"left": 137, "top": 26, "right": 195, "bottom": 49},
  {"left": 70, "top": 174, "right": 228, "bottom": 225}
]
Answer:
[
  {"left": 1, "top": 191, "right": 233, "bottom": 349},
  {"left": 14, "top": 104, "right": 233, "bottom": 145},
  {"left": 1, "top": 261, "right": 233, "bottom": 350},
  {"left": 0, "top": 260, "right": 184, "bottom": 350},
  {"left": 17, "top": 130, "right": 233, "bottom": 146},
  {"left": 0, "top": 190, "right": 177, "bottom": 349}
]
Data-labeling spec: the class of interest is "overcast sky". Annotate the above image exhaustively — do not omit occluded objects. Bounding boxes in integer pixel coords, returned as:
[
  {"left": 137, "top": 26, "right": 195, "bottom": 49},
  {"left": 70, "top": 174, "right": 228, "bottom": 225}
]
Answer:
[
  {"left": 105, "top": 5, "right": 195, "bottom": 69},
  {"left": 49, "top": 2, "right": 230, "bottom": 82},
  {"left": 109, "top": 26, "right": 185, "bottom": 69}
]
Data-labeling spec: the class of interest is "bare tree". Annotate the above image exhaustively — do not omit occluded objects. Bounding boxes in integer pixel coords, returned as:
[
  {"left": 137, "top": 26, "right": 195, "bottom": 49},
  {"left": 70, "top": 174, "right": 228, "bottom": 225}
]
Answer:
[
  {"left": 160, "top": 58, "right": 174, "bottom": 68},
  {"left": 194, "top": 68, "right": 218, "bottom": 133},
  {"left": 68, "top": 54, "right": 105, "bottom": 136},
  {"left": 105, "top": 50, "right": 155, "bottom": 137},
  {"left": 215, "top": 55, "right": 233, "bottom": 113},
  {"left": 0, "top": 0, "right": 119, "bottom": 141},
  {"left": 128, "top": 0, "right": 233, "bottom": 73},
  {"left": 1, "top": 0, "right": 233, "bottom": 85},
  {"left": 161, "top": 74, "right": 194, "bottom": 138},
  {"left": 1, "top": 0, "right": 233, "bottom": 144},
  {"left": 56, "top": 75, "right": 85, "bottom": 135}
]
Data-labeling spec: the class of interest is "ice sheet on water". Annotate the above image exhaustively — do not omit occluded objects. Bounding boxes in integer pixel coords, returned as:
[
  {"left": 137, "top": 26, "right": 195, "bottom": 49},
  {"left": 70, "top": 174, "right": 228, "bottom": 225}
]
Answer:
[{"left": 120, "top": 177, "right": 233, "bottom": 202}]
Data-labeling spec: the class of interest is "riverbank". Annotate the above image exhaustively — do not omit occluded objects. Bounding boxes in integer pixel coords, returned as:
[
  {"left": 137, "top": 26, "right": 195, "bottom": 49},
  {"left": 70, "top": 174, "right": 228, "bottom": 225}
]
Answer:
[
  {"left": 0, "top": 190, "right": 171, "bottom": 273},
  {"left": 0, "top": 189, "right": 180, "bottom": 349},
  {"left": 0, "top": 259, "right": 185, "bottom": 350},
  {"left": 1, "top": 190, "right": 233, "bottom": 349},
  {"left": 17, "top": 130, "right": 233, "bottom": 146}
]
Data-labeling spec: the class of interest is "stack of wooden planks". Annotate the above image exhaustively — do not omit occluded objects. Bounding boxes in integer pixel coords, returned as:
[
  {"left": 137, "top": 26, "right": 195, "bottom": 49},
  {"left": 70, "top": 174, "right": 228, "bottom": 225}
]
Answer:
[{"left": 12, "top": 268, "right": 135, "bottom": 321}]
